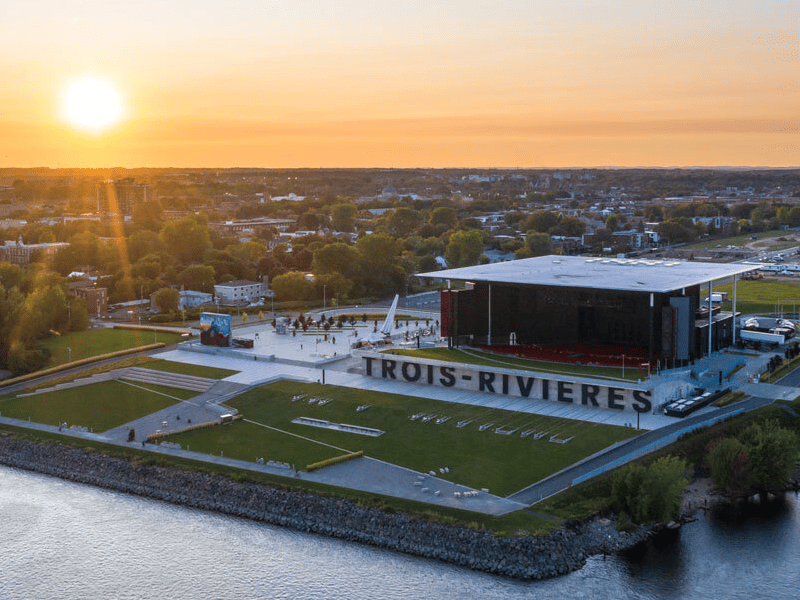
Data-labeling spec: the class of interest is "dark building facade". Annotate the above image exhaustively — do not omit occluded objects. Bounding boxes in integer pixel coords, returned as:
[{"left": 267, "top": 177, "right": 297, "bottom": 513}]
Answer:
[{"left": 428, "top": 256, "right": 755, "bottom": 367}]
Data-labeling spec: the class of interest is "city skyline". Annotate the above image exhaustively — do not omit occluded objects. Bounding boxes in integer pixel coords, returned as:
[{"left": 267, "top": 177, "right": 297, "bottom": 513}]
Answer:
[{"left": 2, "top": 1, "right": 798, "bottom": 168}]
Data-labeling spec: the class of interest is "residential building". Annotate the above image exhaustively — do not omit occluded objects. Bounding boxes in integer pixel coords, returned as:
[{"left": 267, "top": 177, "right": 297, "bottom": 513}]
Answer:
[
  {"left": 214, "top": 279, "right": 267, "bottom": 306},
  {"left": 71, "top": 283, "right": 108, "bottom": 317}
]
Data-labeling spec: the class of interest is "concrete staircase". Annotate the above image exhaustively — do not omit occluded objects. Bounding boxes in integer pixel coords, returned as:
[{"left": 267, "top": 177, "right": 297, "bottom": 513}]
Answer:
[
  {"left": 119, "top": 367, "right": 217, "bottom": 393},
  {"left": 200, "top": 380, "right": 251, "bottom": 404}
]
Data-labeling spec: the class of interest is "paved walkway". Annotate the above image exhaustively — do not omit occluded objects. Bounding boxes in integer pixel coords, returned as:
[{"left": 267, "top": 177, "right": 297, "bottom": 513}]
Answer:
[
  {"left": 157, "top": 348, "right": 675, "bottom": 430},
  {"left": 507, "top": 395, "right": 775, "bottom": 505},
  {"left": 0, "top": 414, "right": 523, "bottom": 516}
]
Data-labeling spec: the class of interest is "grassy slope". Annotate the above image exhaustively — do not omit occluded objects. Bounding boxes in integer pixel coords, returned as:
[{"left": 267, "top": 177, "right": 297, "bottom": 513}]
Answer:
[
  {"left": 167, "top": 381, "right": 640, "bottom": 497},
  {"left": 39, "top": 328, "right": 184, "bottom": 367},
  {"left": 0, "top": 380, "right": 195, "bottom": 431},
  {"left": 141, "top": 359, "right": 239, "bottom": 379}
]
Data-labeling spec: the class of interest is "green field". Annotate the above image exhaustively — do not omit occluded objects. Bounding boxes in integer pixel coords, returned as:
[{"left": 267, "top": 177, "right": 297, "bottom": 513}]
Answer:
[
  {"left": 385, "top": 347, "right": 640, "bottom": 381},
  {"left": 39, "top": 328, "right": 185, "bottom": 367},
  {"left": 166, "top": 381, "right": 640, "bottom": 497},
  {"left": 141, "top": 359, "right": 239, "bottom": 379},
  {"left": 715, "top": 279, "right": 800, "bottom": 315},
  {"left": 0, "top": 380, "right": 195, "bottom": 431},
  {"left": 681, "top": 229, "right": 791, "bottom": 251}
]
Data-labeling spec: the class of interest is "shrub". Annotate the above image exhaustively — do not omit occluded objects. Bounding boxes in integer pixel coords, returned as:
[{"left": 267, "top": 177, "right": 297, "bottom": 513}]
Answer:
[{"left": 306, "top": 451, "right": 363, "bottom": 472}]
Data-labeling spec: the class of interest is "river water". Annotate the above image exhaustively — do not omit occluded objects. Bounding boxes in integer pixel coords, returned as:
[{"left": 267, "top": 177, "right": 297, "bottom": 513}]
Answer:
[{"left": 2, "top": 465, "right": 799, "bottom": 599}]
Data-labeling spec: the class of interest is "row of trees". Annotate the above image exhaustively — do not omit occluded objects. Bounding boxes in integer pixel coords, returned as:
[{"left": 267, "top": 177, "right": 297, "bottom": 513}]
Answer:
[{"left": 0, "top": 263, "right": 88, "bottom": 374}]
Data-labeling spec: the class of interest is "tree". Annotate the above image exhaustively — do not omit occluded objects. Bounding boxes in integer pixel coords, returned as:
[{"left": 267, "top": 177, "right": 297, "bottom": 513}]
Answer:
[
  {"left": 417, "top": 254, "right": 439, "bottom": 273},
  {"left": 132, "top": 200, "right": 163, "bottom": 231},
  {"left": 315, "top": 272, "right": 353, "bottom": 300},
  {"left": 160, "top": 218, "right": 211, "bottom": 264},
  {"left": 153, "top": 287, "right": 179, "bottom": 313},
  {"left": 709, "top": 437, "right": 751, "bottom": 495},
  {"left": 132, "top": 254, "right": 164, "bottom": 280},
  {"left": 554, "top": 216, "right": 586, "bottom": 237},
  {"left": 52, "top": 231, "right": 102, "bottom": 275},
  {"left": 177, "top": 264, "right": 216, "bottom": 293},
  {"left": 0, "top": 263, "right": 23, "bottom": 290},
  {"left": 312, "top": 243, "right": 360, "bottom": 280},
  {"left": 639, "top": 456, "right": 689, "bottom": 523},
  {"left": 225, "top": 240, "right": 266, "bottom": 264},
  {"left": 612, "top": 456, "right": 688, "bottom": 523},
  {"left": 526, "top": 232, "right": 552, "bottom": 257},
  {"left": 742, "top": 420, "right": 799, "bottom": 491},
  {"left": 128, "top": 230, "right": 164, "bottom": 262},
  {"left": 445, "top": 230, "right": 484, "bottom": 268},
  {"left": 644, "top": 205, "right": 663, "bottom": 222},
  {"left": 67, "top": 297, "right": 89, "bottom": 332},
  {"left": 271, "top": 272, "right": 315, "bottom": 301},
  {"left": 524, "top": 211, "right": 559, "bottom": 233},
  {"left": 296, "top": 211, "right": 324, "bottom": 231},
  {"left": 788, "top": 207, "right": 800, "bottom": 227},
  {"left": 331, "top": 203, "right": 357, "bottom": 232},
  {"left": 388, "top": 207, "right": 424, "bottom": 238},
  {"left": 429, "top": 206, "right": 457, "bottom": 229},
  {"left": 356, "top": 233, "right": 403, "bottom": 295},
  {"left": 657, "top": 219, "right": 699, "bottom": 245},
  {"left": 605, "top": 214, "right": 621, "bottom": 232}
]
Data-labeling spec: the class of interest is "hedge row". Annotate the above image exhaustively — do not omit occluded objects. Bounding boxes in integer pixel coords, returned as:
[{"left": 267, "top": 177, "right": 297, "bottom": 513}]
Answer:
[
  {"left": 145, "top": 414, "right": 242, "bottom": 443},
  {"left": 306, "top": 450, "right": 363, "bottom": 472},
  {"left": 0, "top": 343, "right": 166, "bottom": 390},
  {"left": 113, "top": 324, "right": 192, "bottom": 336}
]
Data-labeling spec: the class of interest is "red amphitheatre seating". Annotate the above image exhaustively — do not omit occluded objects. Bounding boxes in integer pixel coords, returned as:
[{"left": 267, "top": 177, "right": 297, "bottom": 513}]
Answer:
[{"left": 477, "top": 344, "right": 656, "bottom": 369}]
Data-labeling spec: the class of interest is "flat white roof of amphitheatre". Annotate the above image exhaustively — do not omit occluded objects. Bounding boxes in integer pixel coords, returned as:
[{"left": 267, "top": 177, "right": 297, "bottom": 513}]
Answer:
[{"left": 419, "top": 255, "right": 759, "bottom": 294}]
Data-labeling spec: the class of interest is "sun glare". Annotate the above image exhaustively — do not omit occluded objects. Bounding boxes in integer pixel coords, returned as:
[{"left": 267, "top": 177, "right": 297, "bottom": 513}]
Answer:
[{"left": 65, "top": 78, "right": 122, "bottom": 130}]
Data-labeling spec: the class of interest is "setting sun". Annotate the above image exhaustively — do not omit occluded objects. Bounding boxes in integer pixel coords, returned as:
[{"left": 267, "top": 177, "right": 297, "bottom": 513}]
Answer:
[{"left": 64, "top": 77, "right": 122, "bottom": 130}]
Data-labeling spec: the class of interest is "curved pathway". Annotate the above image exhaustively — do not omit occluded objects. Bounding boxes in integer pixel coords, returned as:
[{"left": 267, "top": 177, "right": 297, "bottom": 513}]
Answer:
[{"left": 508, "top": 395, "right": 775, "bottom": 505}]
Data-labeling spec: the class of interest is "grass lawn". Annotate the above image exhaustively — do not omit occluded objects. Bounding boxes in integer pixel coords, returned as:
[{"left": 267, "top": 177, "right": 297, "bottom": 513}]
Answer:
[
  {"left": 681, "top": 229, "right": 790, "bottom": 251},
  {"left": 166, "top": 381, "right": 640, "bottom": 497},
  {"left": 0, "top": 380, "right": 195, "bottom": 431},
  {"left": 39, "top": 328, "right": 185, "bottom": 368},
  {"left": 140, "top": 359, "right": 239, "bottom": 379},
  {"left": 715, "top": 279, "right": 800, "bottom": 315},
  {"left": 385, "top": 348, "right": 641, "bottom": 381}
]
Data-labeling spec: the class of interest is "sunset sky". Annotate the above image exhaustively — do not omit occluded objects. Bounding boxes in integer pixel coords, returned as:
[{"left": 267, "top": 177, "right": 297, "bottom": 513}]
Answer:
[{"left": 2, "top": 1, "right": 798, "bottom": 168}]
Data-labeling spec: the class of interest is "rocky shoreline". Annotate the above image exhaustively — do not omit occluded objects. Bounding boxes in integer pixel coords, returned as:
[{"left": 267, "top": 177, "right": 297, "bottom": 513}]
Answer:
[{"left": 0, "top": 432, "right": 658, "bottom": 581}]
